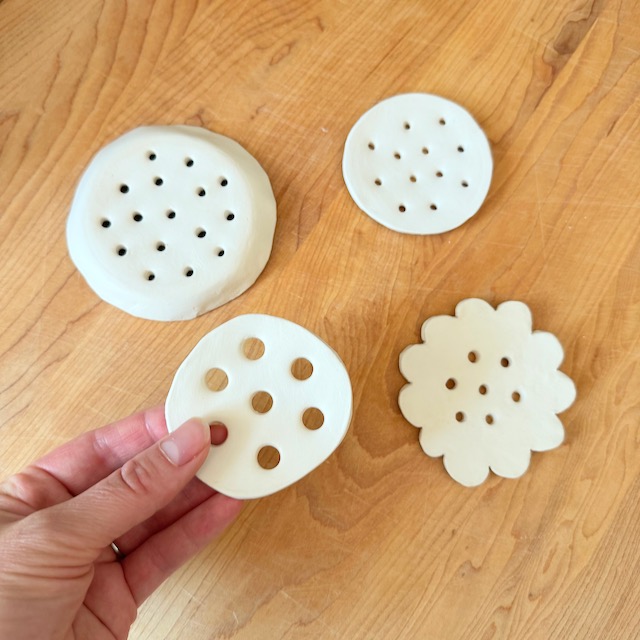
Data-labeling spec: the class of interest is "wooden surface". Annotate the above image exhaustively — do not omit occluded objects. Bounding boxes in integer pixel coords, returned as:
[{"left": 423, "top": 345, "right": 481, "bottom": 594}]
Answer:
[{"left": 1, "top": 0, "right": 639, "bottom": 638}]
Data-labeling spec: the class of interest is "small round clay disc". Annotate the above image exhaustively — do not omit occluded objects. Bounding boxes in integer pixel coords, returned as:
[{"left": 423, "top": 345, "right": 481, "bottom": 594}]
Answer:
[{"left": 343, "top": 94, "right": 492, "bottom": 235}]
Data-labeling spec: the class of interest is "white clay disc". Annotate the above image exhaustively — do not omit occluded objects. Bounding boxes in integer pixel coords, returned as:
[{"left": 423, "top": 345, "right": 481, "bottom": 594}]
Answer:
[
  {"left": 342, "top": 94, "right": 492, "bottom": 234},
  {"left": 165, "top": 314, "right": 353, "bottom": 499},
  {"left": 67, "top": 125, "right": 276, "bottom": 321},
  {"left": 398, "top": 299, "right": 576, "bottom": 487}
]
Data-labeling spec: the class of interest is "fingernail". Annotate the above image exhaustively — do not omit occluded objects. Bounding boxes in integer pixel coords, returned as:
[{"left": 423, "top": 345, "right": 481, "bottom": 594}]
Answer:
[{"left": 160, "top": 419, "right": 209, "bottom": 466}]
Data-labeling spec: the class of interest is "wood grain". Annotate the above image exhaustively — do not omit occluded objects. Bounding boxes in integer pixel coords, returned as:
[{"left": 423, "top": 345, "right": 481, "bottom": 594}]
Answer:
[{"left": 1, "top": 0, "right": 639, "bottom": 638}]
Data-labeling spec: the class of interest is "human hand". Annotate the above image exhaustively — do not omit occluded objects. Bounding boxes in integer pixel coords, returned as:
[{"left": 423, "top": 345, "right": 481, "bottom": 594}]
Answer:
[{"left": 0, "top": 406, "right": 242, "bottom": 640}]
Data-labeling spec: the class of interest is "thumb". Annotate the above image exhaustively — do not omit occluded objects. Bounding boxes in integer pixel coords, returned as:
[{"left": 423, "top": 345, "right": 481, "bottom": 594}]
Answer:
[{"left": 46, "top": 418, "right": 211, "bottom": 557}]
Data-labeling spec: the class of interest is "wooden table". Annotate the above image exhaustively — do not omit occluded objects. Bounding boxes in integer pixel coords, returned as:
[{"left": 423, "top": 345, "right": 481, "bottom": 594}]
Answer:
[{"left": 1, "top": 1, "right": 638, "bottom": 638}]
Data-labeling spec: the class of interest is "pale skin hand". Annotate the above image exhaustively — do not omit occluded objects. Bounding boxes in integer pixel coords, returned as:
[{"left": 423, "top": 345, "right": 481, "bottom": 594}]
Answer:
[{"left": 0, "top": 406, "right": 242, "bottom": 640}]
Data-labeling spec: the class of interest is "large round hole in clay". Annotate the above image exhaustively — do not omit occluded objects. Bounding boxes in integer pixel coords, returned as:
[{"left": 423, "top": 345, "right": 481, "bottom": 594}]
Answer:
[
  {"left": 251, "top": 391, "right": 273, "bottom": 414},
  {"left": 302, "top": 407, "right": 324, "bottom": 431},
  {"left": 209, "top": 423, "right": 228, "bottom": 446},
  {"left": 291, "top": 357, "right": 313, "bottom": 380},
  {"left": 257, "top": 445, "right": 280, "bottom": 470},
  {"left": 205, "top": 368, "right": 228, "bottom": 392},
  {"left": 243, "top": 337, "right": 265, "bottom": 360}
]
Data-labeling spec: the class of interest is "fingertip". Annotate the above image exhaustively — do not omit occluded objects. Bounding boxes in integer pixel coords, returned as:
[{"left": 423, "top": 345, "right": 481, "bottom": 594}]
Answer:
[{"left": 159, "top": 418, "right": 210, "bottom": 466}]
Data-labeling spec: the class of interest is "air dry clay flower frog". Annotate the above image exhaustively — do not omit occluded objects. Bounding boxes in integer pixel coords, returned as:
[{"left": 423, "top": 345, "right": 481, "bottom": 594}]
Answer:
[
  {"left": 166, "top": 314, "right": 353, "bottom": 499},
  {"left": 67, "top": 125, "right": 276, "bottom": 321},
  {"left": 399, "top": 299, "right": 576, "bottom": 486}
]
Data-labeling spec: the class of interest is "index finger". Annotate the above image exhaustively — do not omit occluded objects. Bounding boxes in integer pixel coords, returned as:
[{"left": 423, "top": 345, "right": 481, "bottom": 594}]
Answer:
[{"left": 34, "top": 406, "right": 168, "bottom": 496}]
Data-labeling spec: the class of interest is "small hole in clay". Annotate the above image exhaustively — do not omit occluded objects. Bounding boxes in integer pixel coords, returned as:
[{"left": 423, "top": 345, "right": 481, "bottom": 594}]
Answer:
[
  {"left": 302, "top": 407, "right": 324, "bottom": 430},
  {"left": 209, "top": 422, "right": 228, "bottom": 446},
  {"left": 455, "top": 411, "right": 465, "bottom": 422},
  {"left": 185, "top": 158, "right": 194, "bottom": 167},
  {"left": 430, "top": 204, "right": 438, "bottom": 211},
  {"left": 205, "top": 368, "right": 228, "bottom": 392},
  {"left": 156, "top": 242, "right": 166, "bottom": 252},
  {"left": 399, "top": 205, "right": 406, "bottom": 212},
  {"left": 422, "top": 147, "right": 429, "bottom": 154},
  {"left": 146, "top": 272, "right": 155, "bottom": 281},
  {"left": 148, "top": 152, "right": 156, "bottom": 161},
  {"left": 394, "top": 152, "right": 401, "bottom": 160},
  {"left": 133, "top": 212, "right": 143, "bottom": 222},
  {"left": 226, "top": 212, "right": 235, "bottom": 221},
  {"left": 185, "top": 268, "right": 194, "bottom": 277},
  {"left": 120, "top": 184, "right": 129, "bottom": 193},
  {"left": 291, "top": 358, "right": 313, "bottom": 381},
  {"left": 257, "top": 445, "right": 280, "bottom": 470},
  {"left": 368, "top": 142, "right": 375, "bottom": 150},
  {"left": 252, "top": 391, "right": 273, "bottom": 414},
  {"left": 101, "top": 219, "right": 111, "bottom": 228},
  {"left": 445, "top": 378, "right": 456, "bottom": 390},
  {"left": 374, "top": 178, "right": 382, "bottom": 186},
  {"left": 485, "top": 414, "right": 494, "bottom": 425},
  {"left": 167, "top": 210, "right": 176, "bottom": 219},
  {"left": 410, "top": 175, "right": 417, "bottom": 183},
  {"left": 462, "top": 180, "right": 469, "bottom": 188},
  {"left": 501, "top": 357, "right": 510, "bottom": 368},
  {"left": 512, "top": 391, "right": 521, "bottom": 402},
  {"left": 479, "top": 384, "right": 488, "bottom": 395},
  {"left": 436, "top": 171, "right": 443, "bottom": 178},
  {"left": 468, "top": 351, "right": 478, "bottom": 363},
  {"left": 243, "top": 337, "right": 265, "bottom": 360},
  {"left": 404, "top": 122, "right": 411, "bottom": 130},
  {"left": 220, "top": 178, "right": 228, "bottom": 187},
  {"left": 457, "top": 146, "right": 464, "bottom": 153},
  {"left": 217, "top": 248, "right": 225, "bottom": 257},
  {"left": 116, "top": 246, "right": 127, "bottom": 256},
  {"left": 439, "top": 117, "right": 446, "bottom": 125},
  {"left": 198, "top": 188, "right": 206, "bottom": 197},
  {"left": 196, "top": 228, "right": 206, "bottom": 238},
  {"left": 154, "top": 177, "right": 163, "bottom": 186}
]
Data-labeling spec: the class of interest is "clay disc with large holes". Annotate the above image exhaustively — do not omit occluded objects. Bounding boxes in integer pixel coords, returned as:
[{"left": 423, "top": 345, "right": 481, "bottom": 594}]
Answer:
[
  {"left": 165, "top": 314, "right": 353, "bottom": 499},
  {"left": 67, "top": 125, "right": 276, "bottom": 321},
  {"left": 398, "top": 299, "right": 576, "bottom": 487},
  {"left": 343, "top": 94, "right": 492, "bottom": 235}
]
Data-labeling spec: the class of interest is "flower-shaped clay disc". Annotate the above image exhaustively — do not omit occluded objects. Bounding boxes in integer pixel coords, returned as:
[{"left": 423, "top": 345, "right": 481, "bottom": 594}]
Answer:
[
  {"left": 399, "top": 299, "right": 576, "bottom": 487},
  {"left": 67, "top": 125, "right": 276, "bottom": 321},
  {"left": 165, "top": 314, "right": 353, "bottom": 499},
  {"left": 343, "top": 94, "right": 492, "bottom": 234}
]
